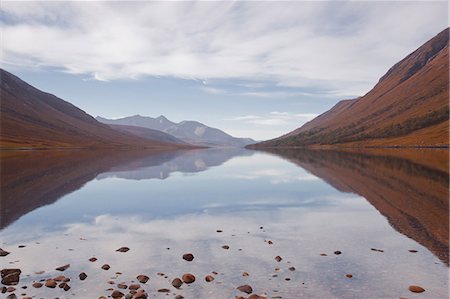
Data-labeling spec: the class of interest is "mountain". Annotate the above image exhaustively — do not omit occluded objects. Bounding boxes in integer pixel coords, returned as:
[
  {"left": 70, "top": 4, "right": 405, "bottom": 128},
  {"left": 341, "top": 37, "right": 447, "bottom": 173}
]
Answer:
[
  {"left": 0, "top": 69, "right": 192, "bottom": 149},
  {"left": 107, "top": 124, "right": 187, "bottom": 145},
  {"left": 251, "top": 28, "right": 449, "bottom": 148},
  {"left": 97, "top": 115, "right": 255, "bottom": 147}
]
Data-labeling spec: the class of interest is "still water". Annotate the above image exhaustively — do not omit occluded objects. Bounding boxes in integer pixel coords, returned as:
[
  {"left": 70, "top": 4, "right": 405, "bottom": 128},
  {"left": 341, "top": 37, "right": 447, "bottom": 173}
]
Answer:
[{"left": 0, "top": 148, "right": 448, "bottom": 298}]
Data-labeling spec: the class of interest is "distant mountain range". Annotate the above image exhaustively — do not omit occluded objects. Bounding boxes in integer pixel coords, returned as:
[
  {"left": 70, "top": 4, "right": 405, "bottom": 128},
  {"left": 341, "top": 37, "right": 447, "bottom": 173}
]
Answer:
[
  {"left": 97, "top": 115, "right": 255, "bottom": 147},
  {"left": 250, "top": 28, "right": 449, "bottom": 148}
]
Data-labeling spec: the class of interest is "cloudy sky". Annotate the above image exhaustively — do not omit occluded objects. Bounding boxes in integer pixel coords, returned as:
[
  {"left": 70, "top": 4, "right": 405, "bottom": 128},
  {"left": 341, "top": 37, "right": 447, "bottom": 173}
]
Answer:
[{"left": 1, "top": 1, "right": 448, "bottom": 140}]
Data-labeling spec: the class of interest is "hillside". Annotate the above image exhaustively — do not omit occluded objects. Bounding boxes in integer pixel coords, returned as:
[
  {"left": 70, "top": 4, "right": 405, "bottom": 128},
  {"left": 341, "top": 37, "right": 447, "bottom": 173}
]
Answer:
[
  {"left": 251, "top": 28, "right": 449, "bottom": 148},
  {"left": 0, "top": 69, "right": 191, "bottom": 149},
  {"left": 97, "top": 115, "right": 255, "bottom": 147},
  {"left": 107, "top": 124, "right": 187, "bottom": 145}
]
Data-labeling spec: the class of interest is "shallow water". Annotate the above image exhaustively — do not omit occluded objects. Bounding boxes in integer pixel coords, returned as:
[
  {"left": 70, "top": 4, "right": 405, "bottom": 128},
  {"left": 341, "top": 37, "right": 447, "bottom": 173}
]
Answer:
[{"left": 0, "top": 148, "right": 448, "bottom": 298}]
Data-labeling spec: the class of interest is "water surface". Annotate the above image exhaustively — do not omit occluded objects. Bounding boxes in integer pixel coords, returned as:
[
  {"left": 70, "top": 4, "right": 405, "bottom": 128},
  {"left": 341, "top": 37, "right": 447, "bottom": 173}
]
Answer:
[{"left": 0, "top": 148, "right": 448, "bottom": 298}]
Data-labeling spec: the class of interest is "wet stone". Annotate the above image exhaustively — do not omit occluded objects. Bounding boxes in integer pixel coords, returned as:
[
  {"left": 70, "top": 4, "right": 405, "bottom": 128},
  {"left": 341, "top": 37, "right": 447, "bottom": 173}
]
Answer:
[
  {"left": 102, "top": 264, "right": 111, "bottom": 270},
  {"left": 6, "top": 287, "right": 15, "bottom": 292},
  {"left": 172, "top": 278, "right": 183, "bottom": 288},
  {"left": 174, "top": 295, "right": 184, "bottom": 299},
  {"left": 346, "top": 274, "right": 353, "bottom": 278},
  {"left": 116, "top": 247, "right": 130, "bottom": 253},
  {"left": 0, "top": 248, "right": 10, "bottom": 257},
  {"left": 128, "top": 284, "right": 140, "bottom": 290},
  {"left": 1, "top": 269, "right": 21, "bottom": 286},
  {"left": 182, "top": 273, "right": 196, "bottom": 284},
  {"left": 222, "top": 245, "right": 230, "bottom": 250},
  {"left": 45, "top": 279, "right": 57, "bottom": 288},
  {"left": 242, "top": 272, "right": 249, "bottom": 276},
  {"left": 237, "top": 284, "right": 253, "bottom": 294},
  {"left": 248, "top": 295, "right": 267, "bottom": 299},
  {"left": 111, "top": 290, "right": 125, "bottom": 298},
  {"left": 275, "top": 256, "right": 283, "bottom": 262},
  {"left": 1, "top": 287, "right": 5, "bottom": 293},
  {"left": 409, "top": 249, "right": 418, "bottom": 253},
  {"left": 79, "top": 272, "right": 88, "bottom": 280},
  {"left": 32, "top": 282, "right": 43, "bottom": 288},
  {"left": 55, "top": 264, "right": 70, "bottom": 271},
  {"left": 158, "top": 289, "right": 170, "bottom": 293},
  {"left": 117, "top": 283, "right": 127, "bottom": 289},
  {"left": 205, "top": 275, "right": 214, "bottom": 282},
  {"left": 334, "top": 251, "right": 342, "bottom": 255},
  {"left": 136, "top": 275, "right": 149, "bottom": 284},
  {"left": 409, "top": 285, "right": 425, "bottom": 293},
  {"left": 182, "top": 253, "right": 194, "bottom": 261},
  {"left": 288, "top": 267, "right": 296, "bottom": 271},
  {"left": 89, "top": 257, "right": 98, "bottom": 262}
]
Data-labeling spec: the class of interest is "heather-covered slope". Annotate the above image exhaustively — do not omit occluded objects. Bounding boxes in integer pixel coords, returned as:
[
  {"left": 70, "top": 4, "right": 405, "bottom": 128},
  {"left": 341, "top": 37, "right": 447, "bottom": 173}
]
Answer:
[
  {"left": 252, "top": 28, "right": 449, "bottom": 148},
  {"left": 0, "top": 69, "right": 189, "bottom": 149}
]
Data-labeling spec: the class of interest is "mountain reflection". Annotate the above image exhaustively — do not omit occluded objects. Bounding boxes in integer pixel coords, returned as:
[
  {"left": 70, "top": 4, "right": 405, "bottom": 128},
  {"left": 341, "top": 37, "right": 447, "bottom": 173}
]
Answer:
[
  {"left": 0, "top": 148, "right": 251, "bottom": 229},
  {"left": 262, "top": 148, "right": 449, "bottom": 265}
]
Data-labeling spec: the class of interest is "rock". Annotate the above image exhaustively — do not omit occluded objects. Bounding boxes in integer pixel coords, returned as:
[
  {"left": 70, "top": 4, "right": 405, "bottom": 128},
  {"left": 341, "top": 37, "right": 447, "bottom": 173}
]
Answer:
[
  {"left": 32, "top": 282, "right": 43, "bottom": 288},
  {"left": 249, "top": 295, "right": 267, "bottom": 299},
  {"left": 54, "top": 275, "right": 66, "bottom": 281},
  {"left": 117, "top": 283, "right": 127, "bottom": 289},
  {"left": 205, "top": 275, "right": 214, "bottom": 282},
  {"left": 237, "top": 284, "right": 253, "bottom": 294},
  {"left": 89, "top": 257, "right": 98, "bottom": 262},
  {"left": 128, "top": 284, "right": 140, "bottom": 290},
  {"left": 6, "top": 294, "right": 17, "bottom": 299},
  {"left": 267, "top": 240, "right": 273, "bottom": 245},
  {"left": 409, "top": 285, "right": 425, "bottom": 293},
  {"left": 182, "top": 253, "right": 194, "bottom": 261},
  {"left": 34, "top": 271, "right": 45, "bottom": 275},
  {"left": 116, "top": 247, "right": 130, "bottom": 253},
  {"left": 0, "top": 287, "right": 5, "bottom": 293},
  {"left": 172, "top": 278, "right": 183, "bottom": 288},
  {"left": 182, "top": 273, "right": 196, "bottom": 284},
  {"left": 409, "top": 249, "right": 418, "bottom": 253},
  {"left": 274, "top": 256, "right": 282, "bottom": 262},
  {"left": 136, "top": 275, "right": 149, "bottom": 284},
  {"left": 132, "top": 289, "right": 147, "bottom": 299},
  {"left": 242, "top": 272, "right": 249, "bottom": 276},
  {"left": 157, "top": 289, "right": 170, "bottom": 292},
  {"left": 18, "top": 245, "right": 25, "bottom": 248},
  {"left": 55, "top": 264, "right": 70, "bottom": 271},
  {"left": 285, "top": 278, "right": 291, "bottom": 281},
  {"left": 79, "top": 272, "right": 88, "bottom": 280},
  {"left": 1, "top": 269, "right": 21, "bottom": 285},
  {"left": 6, "top": 287, "right": 15, "bottom": 292},
  {"left": 45, "top": 279, "right": 57, "bottom": 288},
  {"left": 334, "top": 251, "right": 342, "bottom": 255},
  {"left": 217, "top": 230, "right": 223, "bottom": 233},
  {"left": 320, "top": 253, "right": 327, "bottom": 256},
  {"left": 101, "top": 264, "right": 111, "bottom": 270},
  {"left": 0, "top": 248, "right": 10, "bottom": 257},
  {"left": 175, "top": 296, "right": 184, "bottom": 299},
  {"left": 111, "top": 290, "right": 125, "bottom": 298},
  {"left": 288, "top": 267, "right": 296, "bottom": 271},
  {"left": 346, "top": 274, "right": 353, "bottom": 278},
  {"left": 370, "top": 248, "right": 384, "bottom": 252},
  {"left": 222, "top": 245, "right": 230, "bottom": 250},
  {"left": 59, "top": 282, "right": 71, "bottom": 291}
]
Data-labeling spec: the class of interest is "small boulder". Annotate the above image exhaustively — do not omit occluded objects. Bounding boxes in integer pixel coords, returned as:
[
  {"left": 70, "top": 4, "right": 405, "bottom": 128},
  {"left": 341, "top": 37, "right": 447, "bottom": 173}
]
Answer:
[
  {"left": 79, "top": 272, "right": 88, "bottom": 280},
  {"left": 182, "top": 253, "right": 194, "bottom": 261},
  {"left": 222, "top": 245, "right": 230, "bottom": 250},
  {"left": 172, "top": 278, "right": 183, "bottom": 288},
  {"left": 205, "top": 275, "right": 214, "bottom": 282},
  {"left": 237, "top": 284, "right": 253, "bottom": 294},
  {"left": 128, "top": 284, "right": 140, "bottom": 290},
  {"left": 111, "top": 290, "right": 124, "bottom": 298},
  {"left": 101, "top": 264, "right": 111, "bottom": 270},
  {"left": 409, "top": 285, "right": 425, "bottom": 293},
  {"left": 182, "top": 273, "right": 196, "bottom": 284},
  {"left": 334, "top": 251, "right": 342, "bottom": 255},
  {"left": 32, "top": 282, "right": 43, "bottom": 288},
  {"left": 136, "top": 275, "right": 149, "bottom": 284},
  {"left": 45, "top": 279, "right": 57, "bottom": 288},
  {"left": 274, "top": 256, "right": 282, "bottom": 262},
  {"left": 1, "top": 269, "right": 21, "bottom": 286},
  {"left": 116, "top": 247, "right": 130, "bottom": 253},
  {"left": 89, "top": 257, "right": 97, "bottom": 262},
  {"left": 157, "top": 289, "right": 170, "bottom": 292},
  {"left": 55, "top": 264, "right": 70, "bottom": 271},
  {"left": 0, "top": 249, "right": 10, "bottom": 257}
]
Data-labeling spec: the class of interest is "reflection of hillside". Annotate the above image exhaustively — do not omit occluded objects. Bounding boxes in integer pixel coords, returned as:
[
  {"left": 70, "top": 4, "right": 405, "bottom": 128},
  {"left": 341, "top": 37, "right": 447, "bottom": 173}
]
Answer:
[
  {"left": 97, "top": 148, "right": 253, "bottom": 180},
  {"left": 263, "top": 148, "right": 449, "bottom": 265},
  {"left": 0, "top": 149, "right": 251, "bottom": 229}
]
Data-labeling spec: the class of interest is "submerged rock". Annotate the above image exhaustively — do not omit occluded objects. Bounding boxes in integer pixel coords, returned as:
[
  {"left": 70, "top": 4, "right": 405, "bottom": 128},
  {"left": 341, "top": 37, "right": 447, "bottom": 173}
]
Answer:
[
  {"left": 237, "top": 284, "right": 253, "bottom": 294},
  {"left": 32, "top": 282, "right": 43, "bottom": 288},
  {"left": 409, "top": 285, "right": 425, "bottom": 293},
  {"left": 111, "top": 290, "right": 125, "bottom": 298},
  {"left": 182, "top": 273, "right": 196, "bottom": 284},
  {"left": 334, "top": 251, "right": 342, "bottom": 255},
  {"left": 1, "top": 269, "right": 21, "bottom": 286},
  {"left": 0, "top": 249, "right": 10, "bottom": 257},
  {"left": 101, "top": 264, "right": 111, "bottom": 270},
  {"left": 274, "top": 256, "right": 282, "bottom": 262},
  {"left": 79, "top": 272, "right": 88, "bottom": 280},
  {"left": 205, "top": 275, "right": 214, "bottom": 282},
  {"left": 55, "top": 264, "right": 70, "bottom": 271},
  {"left": 182, "top": 253, "right": 194, "bottom": 261},
  {"left": 136, "top": 275, "right": 149, "bottom": 284},
  {"left": 157, "top": 288, "right": 170, "bottom": 292},
  {"left": 89, "top": 257, "right": 98, "bottom": 262},
  {"left": 128, "top": 284, "right": 140, "bottom": 290},
  {"left": 116, "top": 247, "right": 130, "bottom": 253},
  {"left": 45, "top": 279, "right": 57, "bottom": 288},
  {"left": 222, "top": 245, "right": 230, "bottom": 250},
  {"left": 172, "top": 278, "right": 183, "bottom": 288}
]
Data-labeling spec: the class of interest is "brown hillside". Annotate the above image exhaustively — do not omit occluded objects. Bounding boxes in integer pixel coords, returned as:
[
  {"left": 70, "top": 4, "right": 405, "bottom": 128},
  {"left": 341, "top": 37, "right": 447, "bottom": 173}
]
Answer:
[
  {"left": 252, "top": 28, "right": 449, "bottom": 148},
  {"left": 0, "top": 69, "right": 192, "bottom": 149}
]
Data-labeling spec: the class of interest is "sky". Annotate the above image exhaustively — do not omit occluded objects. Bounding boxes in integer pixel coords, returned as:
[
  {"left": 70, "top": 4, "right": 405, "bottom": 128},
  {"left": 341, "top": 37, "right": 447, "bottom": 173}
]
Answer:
[{"left": 1, "top": 1, "right": 448, "bottom": 140}]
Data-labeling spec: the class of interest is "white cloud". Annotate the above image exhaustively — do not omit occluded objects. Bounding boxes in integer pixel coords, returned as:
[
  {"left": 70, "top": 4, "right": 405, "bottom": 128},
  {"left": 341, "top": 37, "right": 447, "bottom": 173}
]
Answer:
[{"left": 1, "top": 1, "right": 447, "bottom": 95}]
